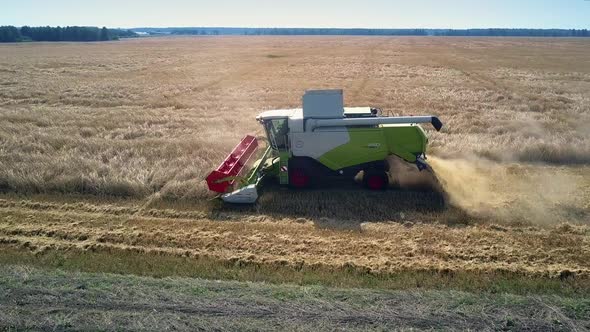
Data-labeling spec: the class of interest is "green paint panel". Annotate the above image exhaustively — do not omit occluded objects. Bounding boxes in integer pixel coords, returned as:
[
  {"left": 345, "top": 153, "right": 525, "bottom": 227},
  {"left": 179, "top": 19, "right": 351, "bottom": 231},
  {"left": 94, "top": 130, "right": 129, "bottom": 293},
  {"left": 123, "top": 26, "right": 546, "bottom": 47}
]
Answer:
[
  {"left": 382, "top": 124, "right": 428, "bottom": 162},
  {"left": 318, "top": 125, "right": 427, "bottom": 170},
  {"left": 318, "top": 128, "right": 388, "bottom": 170}
]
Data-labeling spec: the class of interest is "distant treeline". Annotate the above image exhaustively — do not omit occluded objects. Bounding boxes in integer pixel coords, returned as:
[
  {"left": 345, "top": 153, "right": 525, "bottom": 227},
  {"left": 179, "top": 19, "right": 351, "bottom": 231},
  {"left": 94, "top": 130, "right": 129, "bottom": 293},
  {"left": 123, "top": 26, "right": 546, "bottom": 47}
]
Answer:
[
  {"left": 0, "top": 26, "right": 138, "bottom": 42},
  {"left": 4, "top": 26, "right": 587, "bottom": 42},
  {"left": 133, "top": 27, "right": 590, "bottom": 37}
]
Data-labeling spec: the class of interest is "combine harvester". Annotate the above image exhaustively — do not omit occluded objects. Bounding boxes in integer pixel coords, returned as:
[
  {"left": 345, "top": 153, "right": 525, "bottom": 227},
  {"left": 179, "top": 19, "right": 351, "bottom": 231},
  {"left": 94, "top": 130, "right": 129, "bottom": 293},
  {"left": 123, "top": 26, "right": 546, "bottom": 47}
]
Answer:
[{"left": 206, "top": 90, "right": 443, "bottom": 203}]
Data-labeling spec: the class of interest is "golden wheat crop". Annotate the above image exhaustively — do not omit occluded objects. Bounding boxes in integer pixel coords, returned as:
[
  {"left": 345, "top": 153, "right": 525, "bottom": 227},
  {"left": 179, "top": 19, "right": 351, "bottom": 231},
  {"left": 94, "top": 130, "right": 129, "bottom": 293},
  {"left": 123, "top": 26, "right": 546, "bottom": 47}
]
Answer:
[{"left": 1, "top": 37, "right": 589, "bottom": 202}]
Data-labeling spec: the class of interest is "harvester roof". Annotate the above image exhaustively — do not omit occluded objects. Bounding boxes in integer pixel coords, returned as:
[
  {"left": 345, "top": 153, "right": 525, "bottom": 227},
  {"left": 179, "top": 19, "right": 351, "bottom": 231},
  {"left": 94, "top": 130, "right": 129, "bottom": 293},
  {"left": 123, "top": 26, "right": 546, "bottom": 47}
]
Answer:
[{"left": 256, "top": 109, "right": 298, "bottom": 122}]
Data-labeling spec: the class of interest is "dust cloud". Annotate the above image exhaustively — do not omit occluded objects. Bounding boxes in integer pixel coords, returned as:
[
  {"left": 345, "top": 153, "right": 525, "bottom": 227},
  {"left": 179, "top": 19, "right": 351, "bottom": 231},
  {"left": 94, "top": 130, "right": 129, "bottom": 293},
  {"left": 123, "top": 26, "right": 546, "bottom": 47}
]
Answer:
[{"left": 427, "top": 156, "right": 588, "bottom": 225}]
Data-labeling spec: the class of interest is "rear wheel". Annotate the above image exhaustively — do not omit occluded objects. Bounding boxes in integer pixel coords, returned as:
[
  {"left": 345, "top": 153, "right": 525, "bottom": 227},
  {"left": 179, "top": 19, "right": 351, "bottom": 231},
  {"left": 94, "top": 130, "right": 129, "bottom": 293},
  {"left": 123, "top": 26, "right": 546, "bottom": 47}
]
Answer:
[
  {"left": 289, "top": 167, "right": 311, "bottom": 188},
  {"left": 363, "top": 170, "right": 388, "bottom": 190}
]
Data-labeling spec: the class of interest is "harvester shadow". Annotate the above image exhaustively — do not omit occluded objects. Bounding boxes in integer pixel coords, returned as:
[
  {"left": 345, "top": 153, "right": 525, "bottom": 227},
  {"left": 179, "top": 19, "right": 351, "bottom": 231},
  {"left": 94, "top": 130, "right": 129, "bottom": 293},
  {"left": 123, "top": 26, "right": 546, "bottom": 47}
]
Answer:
[
  {"left": 218, "top": 181, "right": 449, "bottom": 225},
  {"left": 212, "top": 159, "right": 472, "bottom": 228}
]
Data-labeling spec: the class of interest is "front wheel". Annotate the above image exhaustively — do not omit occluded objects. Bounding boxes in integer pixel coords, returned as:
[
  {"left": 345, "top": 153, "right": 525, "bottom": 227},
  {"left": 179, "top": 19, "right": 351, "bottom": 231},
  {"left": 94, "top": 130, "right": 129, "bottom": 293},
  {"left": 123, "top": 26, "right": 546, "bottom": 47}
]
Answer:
[
  {"left": 363, "top": 170, "right": 388, "bottom": 190},
  {"left": 289, "top": 167, "right": 311, "bottom": 188}
]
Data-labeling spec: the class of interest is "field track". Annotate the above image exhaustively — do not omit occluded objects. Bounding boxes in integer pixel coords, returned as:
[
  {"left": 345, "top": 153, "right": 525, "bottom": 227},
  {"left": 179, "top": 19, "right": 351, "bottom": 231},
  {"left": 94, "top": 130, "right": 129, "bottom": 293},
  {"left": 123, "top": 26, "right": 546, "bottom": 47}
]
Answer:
[{"left": 2, "top": 265, "right": 588, "bottom": 331}]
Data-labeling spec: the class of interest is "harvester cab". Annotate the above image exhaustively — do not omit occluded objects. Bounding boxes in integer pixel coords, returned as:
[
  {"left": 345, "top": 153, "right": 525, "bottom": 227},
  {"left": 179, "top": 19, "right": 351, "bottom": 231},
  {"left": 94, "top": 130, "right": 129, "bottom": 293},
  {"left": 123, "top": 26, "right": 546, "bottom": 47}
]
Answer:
[{"left": 206, "top": 89, "right": 443, "bottom": 203}]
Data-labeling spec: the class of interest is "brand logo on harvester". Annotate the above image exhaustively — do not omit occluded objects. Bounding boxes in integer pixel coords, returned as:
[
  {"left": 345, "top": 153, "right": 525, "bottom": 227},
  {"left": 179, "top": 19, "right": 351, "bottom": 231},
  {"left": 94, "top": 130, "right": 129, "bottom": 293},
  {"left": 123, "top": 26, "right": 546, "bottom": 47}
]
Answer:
[{"left": 367, "top": 143, "right": 381, "bottom": 148}]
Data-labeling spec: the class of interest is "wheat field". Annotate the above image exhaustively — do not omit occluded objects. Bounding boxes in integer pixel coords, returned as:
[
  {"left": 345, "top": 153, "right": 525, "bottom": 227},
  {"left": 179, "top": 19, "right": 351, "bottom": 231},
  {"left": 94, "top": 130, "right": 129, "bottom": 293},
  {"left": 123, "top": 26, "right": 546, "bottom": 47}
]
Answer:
[
  {"left": 0, "top": 36, "right": 589, "bottom": 281},
  {"left": 1, "top": 37, "right": 589, "bottom": 199}
]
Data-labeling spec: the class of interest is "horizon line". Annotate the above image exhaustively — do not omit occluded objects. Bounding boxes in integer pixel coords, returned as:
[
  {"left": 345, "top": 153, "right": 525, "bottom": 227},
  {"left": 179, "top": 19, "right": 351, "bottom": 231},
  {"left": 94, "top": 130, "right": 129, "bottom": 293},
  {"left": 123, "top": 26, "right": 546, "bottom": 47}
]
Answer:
[
  {"left": 130, "top": 26, "right": 590, "bottom": 30},
  {"left": 8, "top": 25, "right": 589, "bottom": 30}
]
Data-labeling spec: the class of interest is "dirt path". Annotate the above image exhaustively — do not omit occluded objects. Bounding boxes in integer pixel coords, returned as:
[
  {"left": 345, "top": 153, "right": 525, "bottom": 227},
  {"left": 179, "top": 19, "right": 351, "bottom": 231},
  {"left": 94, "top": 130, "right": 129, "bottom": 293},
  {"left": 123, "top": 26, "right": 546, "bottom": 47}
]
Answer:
[{"left": 0, "top": 265, "right": 587, "bottom": 331}]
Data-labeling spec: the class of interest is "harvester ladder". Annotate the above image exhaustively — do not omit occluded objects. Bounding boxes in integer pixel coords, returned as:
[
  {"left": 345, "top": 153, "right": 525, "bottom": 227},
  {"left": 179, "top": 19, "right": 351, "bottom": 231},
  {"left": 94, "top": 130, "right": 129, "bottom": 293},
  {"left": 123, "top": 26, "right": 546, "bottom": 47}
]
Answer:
[{"left": 279, "top": 150, "right": 289, "bottom": 185}]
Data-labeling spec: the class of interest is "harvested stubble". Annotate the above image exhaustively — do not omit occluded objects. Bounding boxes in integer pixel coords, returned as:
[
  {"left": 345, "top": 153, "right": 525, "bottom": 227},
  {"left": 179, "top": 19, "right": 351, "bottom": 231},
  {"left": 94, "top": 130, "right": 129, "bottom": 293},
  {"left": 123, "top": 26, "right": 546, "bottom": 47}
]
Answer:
[{"left": 0, "top": 196, "right": 589, "bottom": 280}]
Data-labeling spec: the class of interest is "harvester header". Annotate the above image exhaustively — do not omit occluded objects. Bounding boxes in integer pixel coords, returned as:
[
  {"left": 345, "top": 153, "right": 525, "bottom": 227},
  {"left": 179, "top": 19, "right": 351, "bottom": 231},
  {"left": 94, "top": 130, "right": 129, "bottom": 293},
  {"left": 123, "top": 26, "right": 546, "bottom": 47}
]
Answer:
[{"left": 206, "top": 89, "right": 442, "bottom": 203}]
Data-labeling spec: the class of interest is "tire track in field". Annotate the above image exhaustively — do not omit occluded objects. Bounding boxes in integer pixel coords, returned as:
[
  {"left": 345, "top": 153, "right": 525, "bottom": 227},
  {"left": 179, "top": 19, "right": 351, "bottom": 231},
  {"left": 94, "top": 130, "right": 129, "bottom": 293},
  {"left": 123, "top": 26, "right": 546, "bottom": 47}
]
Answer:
[
  {"left": 430, "top": 47, "right": 555, "bottom": 106},
  {"left": 348, "top": 38, "right": 386, "bottom": 102}
]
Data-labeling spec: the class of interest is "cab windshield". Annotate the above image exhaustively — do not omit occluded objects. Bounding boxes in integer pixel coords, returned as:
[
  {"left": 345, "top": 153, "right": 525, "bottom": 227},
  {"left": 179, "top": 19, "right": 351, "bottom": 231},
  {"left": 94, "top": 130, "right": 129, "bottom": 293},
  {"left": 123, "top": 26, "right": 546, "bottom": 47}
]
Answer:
[{"left": 264, "top": 118, "right": 288, "bottom": 150}]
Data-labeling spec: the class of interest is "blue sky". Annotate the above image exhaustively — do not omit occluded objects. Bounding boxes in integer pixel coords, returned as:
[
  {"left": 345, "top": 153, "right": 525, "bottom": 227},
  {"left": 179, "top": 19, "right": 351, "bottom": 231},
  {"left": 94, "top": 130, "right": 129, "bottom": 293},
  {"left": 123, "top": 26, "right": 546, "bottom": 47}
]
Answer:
[{"left": 2, "top": 0, "right": 589, "bottom": 29}]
